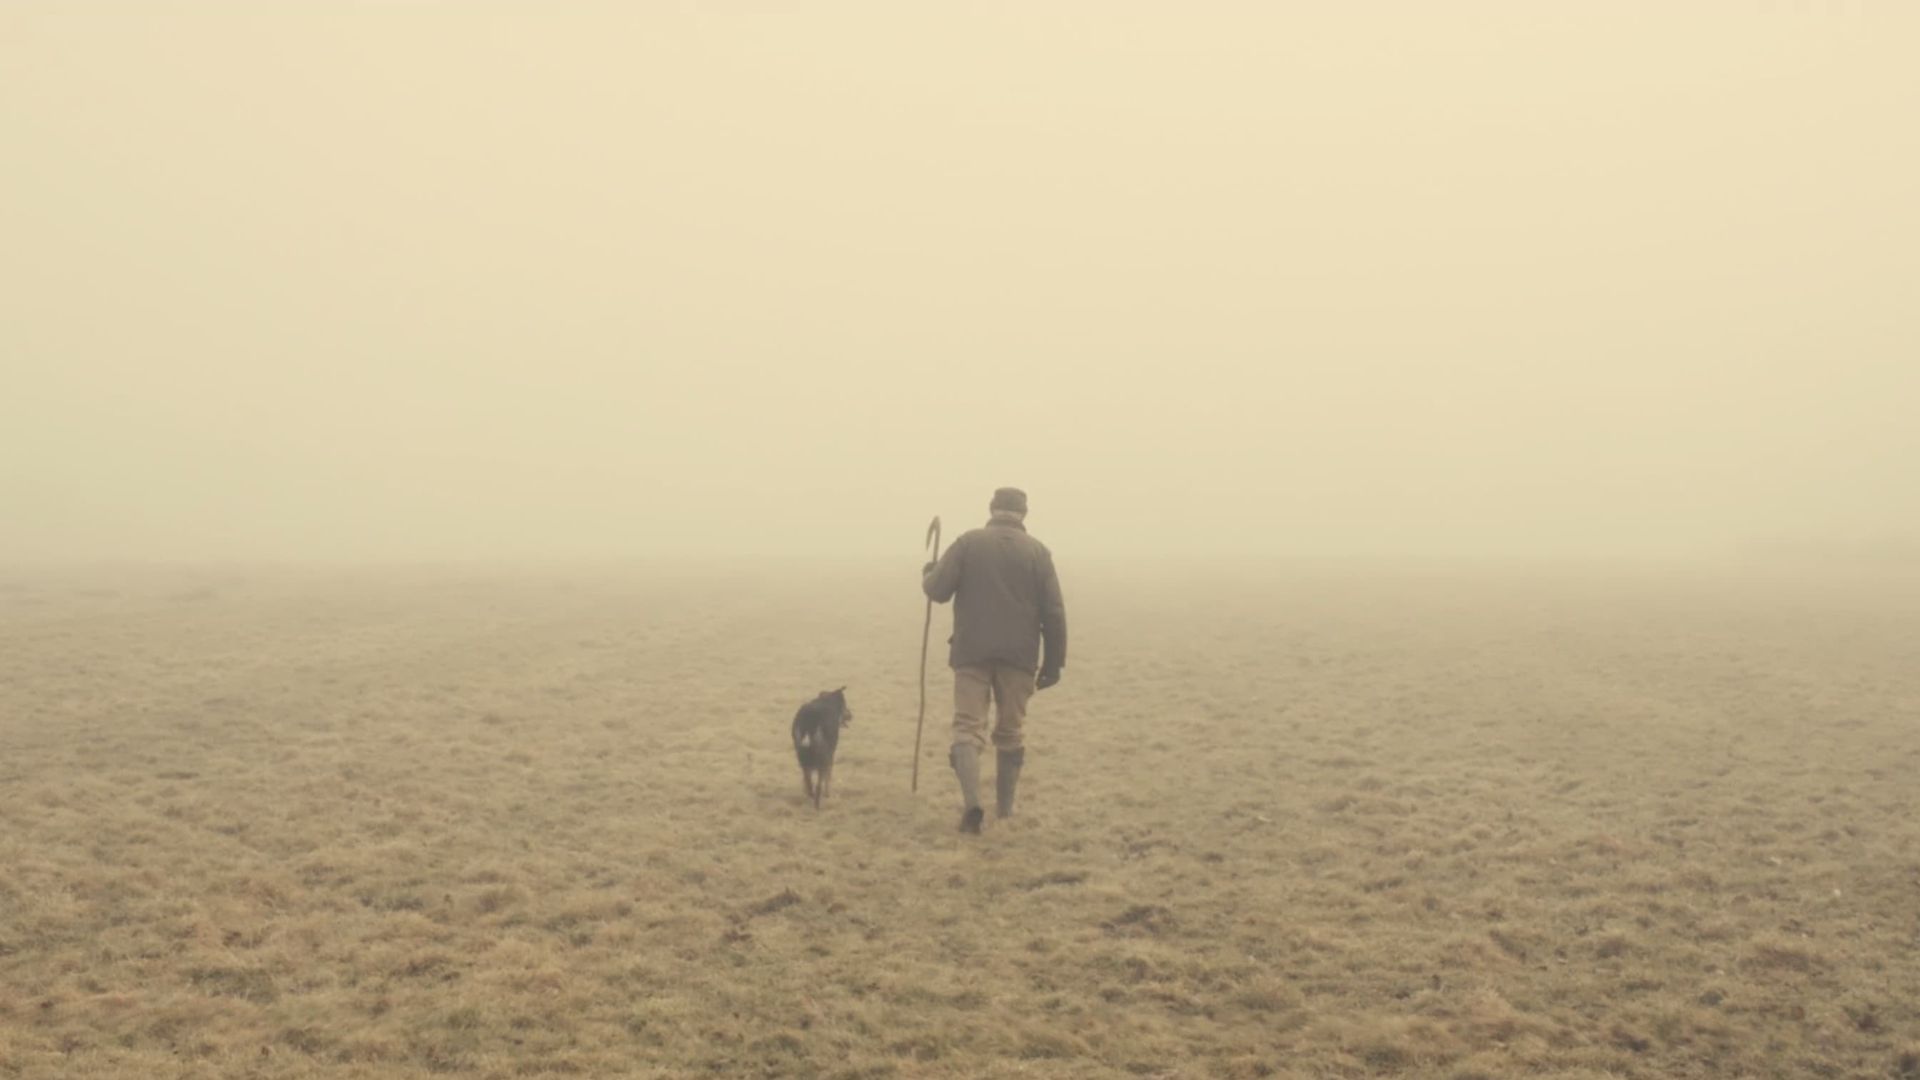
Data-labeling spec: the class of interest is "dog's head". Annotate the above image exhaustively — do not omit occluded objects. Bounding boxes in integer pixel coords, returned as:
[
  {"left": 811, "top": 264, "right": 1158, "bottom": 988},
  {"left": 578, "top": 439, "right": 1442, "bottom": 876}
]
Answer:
[{"left": 818, "top": 687, "right": 851, "bottom": 725}]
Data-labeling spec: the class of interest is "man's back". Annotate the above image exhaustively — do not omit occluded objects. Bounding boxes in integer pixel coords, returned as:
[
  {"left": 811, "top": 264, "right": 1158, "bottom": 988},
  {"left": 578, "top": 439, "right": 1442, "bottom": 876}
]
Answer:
[{"left": 923, "top": 515, "right": 1066, "bottom": 676}]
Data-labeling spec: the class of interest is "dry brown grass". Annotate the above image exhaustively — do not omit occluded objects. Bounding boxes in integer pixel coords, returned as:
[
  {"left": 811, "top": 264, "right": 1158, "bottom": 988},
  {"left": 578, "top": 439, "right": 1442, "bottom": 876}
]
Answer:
[{"left": 2, "top": 561, "right": 1917, "bottom": 1079}]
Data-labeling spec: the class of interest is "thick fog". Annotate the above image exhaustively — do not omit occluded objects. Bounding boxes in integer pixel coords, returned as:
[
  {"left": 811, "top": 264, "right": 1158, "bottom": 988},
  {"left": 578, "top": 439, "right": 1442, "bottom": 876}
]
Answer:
[{"left": 4, "top": 3, "right": 1915, "bottom": 564}]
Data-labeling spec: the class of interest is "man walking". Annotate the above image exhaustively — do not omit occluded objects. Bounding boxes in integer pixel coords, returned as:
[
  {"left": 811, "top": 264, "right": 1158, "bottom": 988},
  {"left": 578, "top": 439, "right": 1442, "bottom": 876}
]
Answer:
[{"left": 922, "top": 487, "right": 1067, "bottom": 833}]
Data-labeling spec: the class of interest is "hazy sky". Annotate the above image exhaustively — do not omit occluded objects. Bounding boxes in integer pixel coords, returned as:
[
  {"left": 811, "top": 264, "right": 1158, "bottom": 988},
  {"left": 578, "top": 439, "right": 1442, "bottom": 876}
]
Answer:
[{"left": 4, "top": 3, "right": 1916, "bottom": 562}]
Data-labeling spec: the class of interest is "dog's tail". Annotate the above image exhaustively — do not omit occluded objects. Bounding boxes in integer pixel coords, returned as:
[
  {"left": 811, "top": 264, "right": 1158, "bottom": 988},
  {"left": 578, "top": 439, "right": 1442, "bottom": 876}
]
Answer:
[{"left": 794, "top": 709, "right": 825, "bottom": 771}]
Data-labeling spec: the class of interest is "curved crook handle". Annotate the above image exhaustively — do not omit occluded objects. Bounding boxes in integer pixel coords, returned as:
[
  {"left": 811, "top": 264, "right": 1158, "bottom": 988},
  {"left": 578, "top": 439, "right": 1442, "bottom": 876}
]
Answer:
[{"left": 925, "top": 516, "right": 942, "bottom": 559}]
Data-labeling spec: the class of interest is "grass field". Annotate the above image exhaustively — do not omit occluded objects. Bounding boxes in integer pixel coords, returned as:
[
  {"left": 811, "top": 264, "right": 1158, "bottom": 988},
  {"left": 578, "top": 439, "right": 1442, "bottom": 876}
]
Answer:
[{"left": 2, "top": 561, "right": 1917, "bottom": 1079}]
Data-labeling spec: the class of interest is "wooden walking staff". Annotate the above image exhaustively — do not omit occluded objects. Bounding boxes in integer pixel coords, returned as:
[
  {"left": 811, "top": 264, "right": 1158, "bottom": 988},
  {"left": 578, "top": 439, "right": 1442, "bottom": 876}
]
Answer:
[{"left": 912, "top": 515, "right": 942, "bottom": 792}]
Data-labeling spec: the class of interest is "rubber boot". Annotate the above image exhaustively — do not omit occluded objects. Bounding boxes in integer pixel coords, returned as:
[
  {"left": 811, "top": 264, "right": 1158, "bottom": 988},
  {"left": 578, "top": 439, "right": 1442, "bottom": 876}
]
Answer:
[
  {"left": 995, "top": 747, "right": 1025, "bottom": 819},
  {"left": 950, "top": 743, "right": 984, "bottom": 834}
]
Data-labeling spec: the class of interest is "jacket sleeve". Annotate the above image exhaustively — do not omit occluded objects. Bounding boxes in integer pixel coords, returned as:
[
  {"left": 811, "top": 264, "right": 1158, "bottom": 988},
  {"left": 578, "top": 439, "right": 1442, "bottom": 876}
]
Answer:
[
  {"left": 922, "top": 535, "right": 964, "bottom": 604},
  {"left": 1039, "top": 550, "right": 1067, "bottom": 672}
]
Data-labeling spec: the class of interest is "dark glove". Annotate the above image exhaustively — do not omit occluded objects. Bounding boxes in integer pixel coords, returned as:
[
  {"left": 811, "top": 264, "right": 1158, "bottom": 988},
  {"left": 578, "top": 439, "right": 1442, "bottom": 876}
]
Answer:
[{"left": 1036, "top": 668, "right": 1061, "bottom": 691}]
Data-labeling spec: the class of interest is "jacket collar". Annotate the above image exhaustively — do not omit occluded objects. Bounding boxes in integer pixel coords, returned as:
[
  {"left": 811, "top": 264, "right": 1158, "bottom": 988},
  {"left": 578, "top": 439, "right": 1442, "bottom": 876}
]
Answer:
[{"left": 987, "top": 510, "right": 1027, "bottom": 531}]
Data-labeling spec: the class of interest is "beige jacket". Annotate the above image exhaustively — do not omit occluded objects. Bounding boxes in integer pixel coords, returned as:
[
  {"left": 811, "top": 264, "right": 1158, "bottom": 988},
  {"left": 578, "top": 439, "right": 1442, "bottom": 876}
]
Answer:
[{"left": 923, "top": 512, "right": 1067, "bottom": 674}]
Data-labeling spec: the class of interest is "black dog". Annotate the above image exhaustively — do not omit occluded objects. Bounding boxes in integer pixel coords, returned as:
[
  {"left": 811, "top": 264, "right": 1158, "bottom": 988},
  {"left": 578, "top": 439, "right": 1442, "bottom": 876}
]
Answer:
[{"left": 791, "top": 688, "right": 852, "bottom": 809}]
